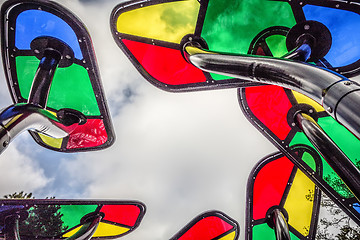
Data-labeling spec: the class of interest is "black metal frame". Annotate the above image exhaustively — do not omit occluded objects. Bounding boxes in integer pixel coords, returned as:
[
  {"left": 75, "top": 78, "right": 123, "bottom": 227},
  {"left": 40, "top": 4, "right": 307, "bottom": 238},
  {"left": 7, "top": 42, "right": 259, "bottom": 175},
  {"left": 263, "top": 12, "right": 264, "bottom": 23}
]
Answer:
[{"left": 1, "top": 0, "right": 115, "bottom": 152}]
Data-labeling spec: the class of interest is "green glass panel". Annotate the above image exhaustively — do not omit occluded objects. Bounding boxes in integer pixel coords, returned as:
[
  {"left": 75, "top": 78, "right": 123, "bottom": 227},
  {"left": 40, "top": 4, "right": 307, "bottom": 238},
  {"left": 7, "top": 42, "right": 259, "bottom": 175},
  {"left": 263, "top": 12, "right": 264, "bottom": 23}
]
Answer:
[
  {"left": 16, "top": 56, "right": 39, "bottom": 98},
  {"left": 301, "top": 151, "right": 316, "bottom": 172},
  {"left": 211, "top": 73, "right": 229, "bottom": 81},
  {"left": 290, "top": 132, "right": 354, "bottom": 198},
  {"left": 201, "top": 0, "right": 295, "bottom": 81},
  {"left": 319, "top": 117, "right": 360, "bottom": 161},
  {"left": 265, "top": 35, "right": 288, "bottom": 57},
  {"left": 291, "top": 133, "right": 333, "bottom": 180},
  {"left": 16, "top": 56, "right": 100, "bottom": 115},
  {"left": 59, "top": 205, "right": 98, "bottom": 228},
  {"left": 201, "top": 0, "right": 296, "bottom": 54},
  {"left": 252, "top": 223, "right": 299, "bottom": 240}
]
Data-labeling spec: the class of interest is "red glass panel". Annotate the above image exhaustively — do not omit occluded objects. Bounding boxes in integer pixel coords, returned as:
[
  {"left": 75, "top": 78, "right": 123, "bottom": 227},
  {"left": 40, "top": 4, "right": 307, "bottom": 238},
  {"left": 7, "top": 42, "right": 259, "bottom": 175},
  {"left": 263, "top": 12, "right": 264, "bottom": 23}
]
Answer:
[
  {"left": 122, "top": 39, "right": 207, "bottom": 85},
  {"left": 253, "top": 156, "right": 294, "bottom": 220},
  {"left": 245, "top": 85, "right": 292, "bottom": 140},
  {"left": 101, "top": 204, "right": 141, "bottom": 227},
  {"left": 178, "top": 216, "right": 233, "bottom": 240},
  {"left": 256, "top": 47, "right": 266, "bottom": 56},
  {"left": 66, "top": 119, "right": 108, "bottom": 149}
]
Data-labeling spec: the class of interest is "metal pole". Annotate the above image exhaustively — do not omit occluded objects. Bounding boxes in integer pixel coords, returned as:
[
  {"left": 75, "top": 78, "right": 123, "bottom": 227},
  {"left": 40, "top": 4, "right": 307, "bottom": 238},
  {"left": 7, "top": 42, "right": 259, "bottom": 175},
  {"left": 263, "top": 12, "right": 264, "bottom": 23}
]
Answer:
[
  {"left": 28, "top": 49, "right": 61, "bottom": 108},
  {"left": 182, "top": 42, "right": 360, "bottom": 140},
  {"left": 296, "top": 113, "right": 360, "bottom": 201},
  {"left": 271, "top": 209, "right": 291, "bottom": 240},
  {"left": 0, "top": 104, "right": 68, "bottom": 154},
  {"left": 3, "top": 215, "right": 21, "bottom": 240}
]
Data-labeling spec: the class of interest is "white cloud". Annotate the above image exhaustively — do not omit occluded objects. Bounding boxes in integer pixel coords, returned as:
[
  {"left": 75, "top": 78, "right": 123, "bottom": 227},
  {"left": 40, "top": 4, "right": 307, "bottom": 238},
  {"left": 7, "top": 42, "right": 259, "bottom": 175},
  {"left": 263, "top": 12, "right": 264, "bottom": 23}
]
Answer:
[
  {"left": 0, "top": 137, "right": 52, "bottom": 197},
  {"left": 58, "top": 84, "right": 276, "bottom": 239}
]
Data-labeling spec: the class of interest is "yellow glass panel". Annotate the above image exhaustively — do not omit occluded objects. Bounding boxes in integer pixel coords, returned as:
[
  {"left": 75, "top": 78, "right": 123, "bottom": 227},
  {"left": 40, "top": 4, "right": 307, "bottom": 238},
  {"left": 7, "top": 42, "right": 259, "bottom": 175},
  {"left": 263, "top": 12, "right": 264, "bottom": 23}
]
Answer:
[
  {"left": 63, "top": 226, "right": 81, "bottom": 237},
  {"left": 37, "top": 110, "right": 62, "bottom": 149},
  {"left": 63, "top": 223, "right": 130, "bottom": 238},
  {"left": 93, "top": 222, "right": 130, "bottom": 237},
  {"left": 4, "top": 114, "right": 22, "bottom": 128},
  {"left": 284, "top": 169, "right": 315, "bottom": 236},
  {"left": 116, "top": 0, "right": 200, "bottom": 44},
  {"left": 218, "top": 230, "right": 236, "bottom": 240},
  {"left": 292, "top": 91, "right": 324, "bottom": 112},
  {"left": 38, "top": 133, "right": 62, "bottom": 149}
]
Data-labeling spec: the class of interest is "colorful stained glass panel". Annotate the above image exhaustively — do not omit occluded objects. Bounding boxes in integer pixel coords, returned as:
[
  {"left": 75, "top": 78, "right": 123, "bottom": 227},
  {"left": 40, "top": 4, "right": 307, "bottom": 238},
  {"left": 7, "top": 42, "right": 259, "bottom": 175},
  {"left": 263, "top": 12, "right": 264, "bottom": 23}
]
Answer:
[
  {"left": 2, "top": 0, "right": 114, "bottom": 152},
  {"left": 0, "top": 200, "right": 145, "bottom": 239},
  {"left": 171, "top": 211, "right": 239, "bottom": 240},
  {"left": 247, "top": 149, "right": 321, "bottom": 240},
  {"left": 240, "top": 84, "right": 360, "bottom": 225},
  {"left": 112, "top": 0, "right": 360, "bottom": 91}
]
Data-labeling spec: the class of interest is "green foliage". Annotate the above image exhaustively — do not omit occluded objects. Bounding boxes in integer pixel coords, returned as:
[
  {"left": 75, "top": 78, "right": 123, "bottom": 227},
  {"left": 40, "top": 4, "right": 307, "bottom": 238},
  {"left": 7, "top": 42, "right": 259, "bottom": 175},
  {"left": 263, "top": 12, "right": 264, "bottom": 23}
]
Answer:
[
  {"left": 3, "top": 191, "right": 33, "bottom": 199},
  {"left": 316, "top": 161, "right": 360, "bottom": 240},
  {"left": 3, "top": 192, "right": 68, "bottom": 238}
]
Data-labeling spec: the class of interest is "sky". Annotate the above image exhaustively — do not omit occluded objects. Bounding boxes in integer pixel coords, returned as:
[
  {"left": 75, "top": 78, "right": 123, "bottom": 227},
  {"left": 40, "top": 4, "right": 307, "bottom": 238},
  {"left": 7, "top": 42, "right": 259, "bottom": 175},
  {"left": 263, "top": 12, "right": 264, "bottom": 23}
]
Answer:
[{"left": 0, "top": 0, "right": 278, "bottom": 239}]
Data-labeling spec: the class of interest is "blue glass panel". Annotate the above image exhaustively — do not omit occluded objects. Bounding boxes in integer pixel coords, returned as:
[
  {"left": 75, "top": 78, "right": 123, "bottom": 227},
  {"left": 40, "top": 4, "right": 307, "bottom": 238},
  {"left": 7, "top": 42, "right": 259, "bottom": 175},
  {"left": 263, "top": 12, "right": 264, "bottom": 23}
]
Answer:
[
  {"left": 353, "top": 203, "right": 360, "bottom": 213},
  {"left": 15, "top": 10, "right": 83, "bottom": 59},
  {"left": 0, "top": 205, "right": 25, "bottom": 213},
  {"left": 303, "top": 5, "right": 360, "bottom": 67}
]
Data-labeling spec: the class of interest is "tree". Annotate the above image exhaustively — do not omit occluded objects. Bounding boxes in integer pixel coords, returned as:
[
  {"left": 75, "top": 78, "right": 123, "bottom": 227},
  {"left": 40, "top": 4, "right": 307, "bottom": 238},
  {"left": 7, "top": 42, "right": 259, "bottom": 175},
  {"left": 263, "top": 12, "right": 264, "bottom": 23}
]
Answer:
[
  {"left": 3, "top": 192, "right": 68, "bottom": 238},
  {"left": 314, "top": 165, "right": 360, "bottom": 240},
  {"left": 3, "top": 191, "right": 33, "bottom": 199}
]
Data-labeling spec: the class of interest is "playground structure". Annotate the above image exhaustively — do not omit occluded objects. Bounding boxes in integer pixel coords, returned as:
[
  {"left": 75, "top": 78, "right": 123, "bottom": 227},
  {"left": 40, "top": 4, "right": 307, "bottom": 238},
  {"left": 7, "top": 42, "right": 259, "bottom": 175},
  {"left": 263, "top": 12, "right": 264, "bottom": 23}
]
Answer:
[{"left": 0, "top": 0, "right": 360, "bottom": 239}]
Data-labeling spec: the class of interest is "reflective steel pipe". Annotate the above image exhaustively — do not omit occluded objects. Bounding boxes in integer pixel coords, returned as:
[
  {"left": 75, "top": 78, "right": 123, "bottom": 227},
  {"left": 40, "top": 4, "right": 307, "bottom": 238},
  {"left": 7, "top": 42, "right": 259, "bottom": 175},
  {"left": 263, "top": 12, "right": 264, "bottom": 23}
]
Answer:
[
  {"left": 65, "top": 214, "right": 102, "bottom": 240},
  {"left": 0, "top": 104, "right": 68, "bottom": 154},
  {"left": 271, "top": 209, "right": 291, "bottom": 240},
  {"left": 183, "top": 42, "right": 360, "bottom": 139},
  {"left": 296, "top": 113, "right": 360, "bottom": 201},
  {"left": 28, "top": 49, "right": 61, "bottom": 108}
]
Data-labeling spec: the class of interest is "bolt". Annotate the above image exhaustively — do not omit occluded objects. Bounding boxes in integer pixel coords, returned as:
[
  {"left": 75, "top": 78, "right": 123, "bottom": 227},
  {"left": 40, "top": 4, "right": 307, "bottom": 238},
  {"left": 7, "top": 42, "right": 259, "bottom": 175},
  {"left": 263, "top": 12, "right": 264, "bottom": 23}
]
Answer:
[
  {"left": 3, "top": 140, "right": 9, "bottom": 148},
  {"left": 327, "top": 107, "right": 333, "bottom": 113}
]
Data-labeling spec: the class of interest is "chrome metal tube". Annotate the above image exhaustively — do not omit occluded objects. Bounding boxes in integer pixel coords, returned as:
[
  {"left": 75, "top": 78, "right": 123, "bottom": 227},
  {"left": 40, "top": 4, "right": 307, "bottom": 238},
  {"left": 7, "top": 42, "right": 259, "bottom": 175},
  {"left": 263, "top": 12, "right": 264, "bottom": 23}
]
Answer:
[
  {"left": 296, "top": 113, "right": 360, "bottom": 201},
  {"left": 65, "top": 214, "right": 102, "bottom": 240},
  {"left": 28, "top": 49, "right": 61, "bottom": 108},
  {"left": 271, "top": 209, "right": 291, "bottom": 240},
  {"left": 183, "top": 43, "right": 360, "bottom": 139},
  {"left": 0, "top": 104, "right": 68, "bottom": 154},
  {"left": 3, "top": 215, "right": 21, "bottom": 240}
]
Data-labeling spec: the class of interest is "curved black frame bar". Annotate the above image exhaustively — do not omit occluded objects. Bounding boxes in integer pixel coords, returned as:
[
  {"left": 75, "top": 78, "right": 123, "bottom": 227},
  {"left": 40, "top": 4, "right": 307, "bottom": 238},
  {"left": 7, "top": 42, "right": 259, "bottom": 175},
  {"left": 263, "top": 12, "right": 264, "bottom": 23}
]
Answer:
[
  {"left": 1, "top": 0, "right": 115, "bottom": 152},
  {"left": 183, "top": 41, "right": 360, "bottom": 140}
]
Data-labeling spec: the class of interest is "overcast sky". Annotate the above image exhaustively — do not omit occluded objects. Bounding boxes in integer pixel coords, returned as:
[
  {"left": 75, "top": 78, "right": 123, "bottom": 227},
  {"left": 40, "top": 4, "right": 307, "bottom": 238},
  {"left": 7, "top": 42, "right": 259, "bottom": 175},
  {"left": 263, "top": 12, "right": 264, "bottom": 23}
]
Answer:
[{"left": 0, "top": 0, "right": 277, "bottom": 239}]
